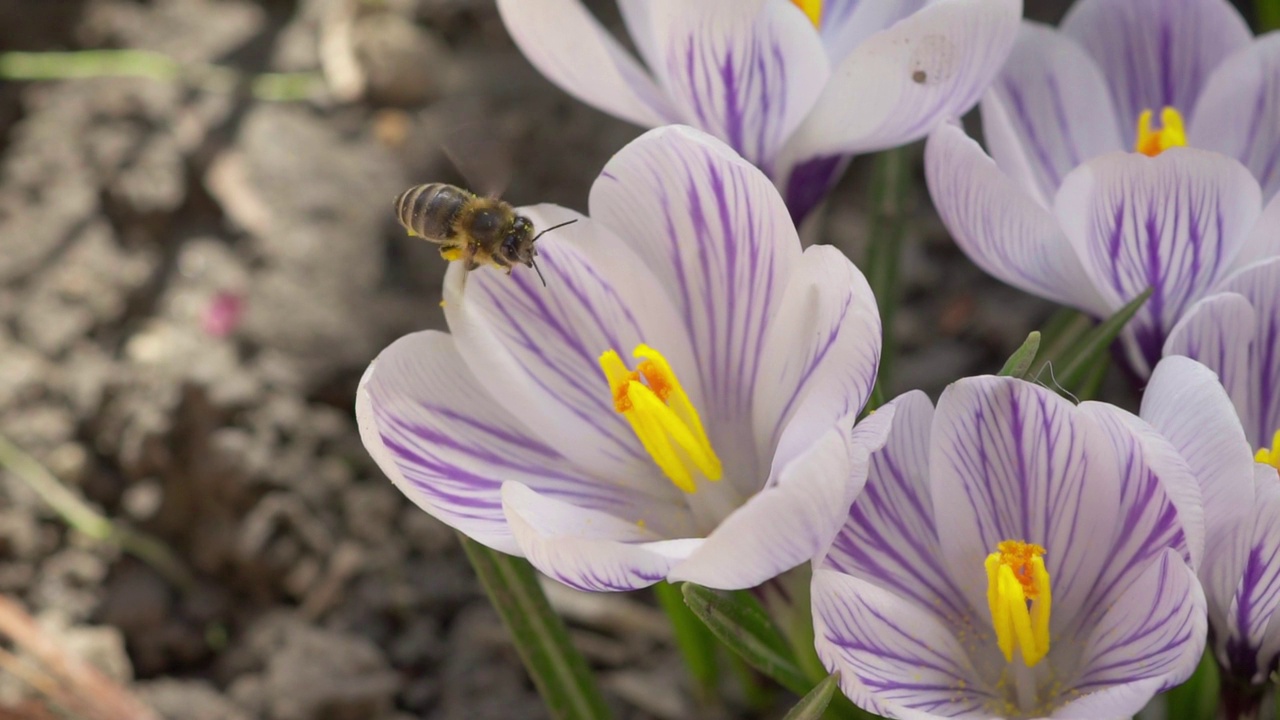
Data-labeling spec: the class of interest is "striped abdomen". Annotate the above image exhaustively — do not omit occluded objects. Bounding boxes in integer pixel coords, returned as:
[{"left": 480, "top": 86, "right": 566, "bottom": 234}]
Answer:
[{"left": 395, "top": 183, "right": 472, "bottom": 242}]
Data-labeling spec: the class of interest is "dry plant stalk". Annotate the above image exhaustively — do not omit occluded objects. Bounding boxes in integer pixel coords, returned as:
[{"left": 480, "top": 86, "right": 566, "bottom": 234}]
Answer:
[{"left": 0, "top": 595, "right": 159, "bottom": 720}]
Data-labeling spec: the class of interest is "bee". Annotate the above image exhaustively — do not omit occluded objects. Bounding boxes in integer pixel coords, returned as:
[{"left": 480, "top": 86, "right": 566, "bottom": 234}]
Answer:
[{"left": 394, "top": 183, "right": 575, "bottom": 286}]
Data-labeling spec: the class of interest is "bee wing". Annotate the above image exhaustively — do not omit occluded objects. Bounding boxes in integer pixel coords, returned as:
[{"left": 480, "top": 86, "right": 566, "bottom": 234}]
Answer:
[{"left": 440, "top": 116, "right": 514, "bottom": 199}]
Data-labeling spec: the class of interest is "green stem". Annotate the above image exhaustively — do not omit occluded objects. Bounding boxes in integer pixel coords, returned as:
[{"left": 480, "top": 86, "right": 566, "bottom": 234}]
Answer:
[
  {"left": 1259, "top": 0, "right": 1280, "bottom": 31},
  {"left": 459, "top": 536, "right": 612, "bottom": 720},
  {"left": 0, "top": 433, "right": 192, "bottom": 590},
  {"left": 0, "top": 50, "right": 321, "bottom": 101},
  {"left": 654, "top": 581, "right": 720, "bottom": 707},
  {"left": 865, "top": 148, "right": 911, "bottom": 400}
]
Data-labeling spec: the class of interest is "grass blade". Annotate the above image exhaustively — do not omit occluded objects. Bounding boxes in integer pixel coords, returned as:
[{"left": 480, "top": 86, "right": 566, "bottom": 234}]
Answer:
[
  {"left": 1260, "top": 0, "right": 1280, "bottom": 30},
  {"left": 654, "top": 581, "right": 720, "bottom": 705},
  {"left": 681, "top": 583, "right": 809, "bottom": 696},
  {"left": 782, "top": 672, "right": 841, "bottom": 720},
  {"left": 1052, "top": 289, "right": 1152, "bottom": 392},
  {"left": 459, "top": 536, "right": 612, "bottom": 720},
  {"left": 865, "top": 147, "right": 911, "bottom": 399}
]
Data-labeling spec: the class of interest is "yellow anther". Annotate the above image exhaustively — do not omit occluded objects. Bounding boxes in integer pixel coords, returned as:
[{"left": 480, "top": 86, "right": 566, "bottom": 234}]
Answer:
[
  {"left": 600, "top": 345, "right": 722, "bottom": 493},
  {"left": 1257, "top": 430, "right": 1280, "bottom": 470},
  {"left": 791, "top": 0, "right": 822, "bottom": 27},
  {"left": 985, "top": 540, "right": 1051, "bottom": 667},
  {"left": 1135, "top": 107, "right": 1187, "bottom": 157}
]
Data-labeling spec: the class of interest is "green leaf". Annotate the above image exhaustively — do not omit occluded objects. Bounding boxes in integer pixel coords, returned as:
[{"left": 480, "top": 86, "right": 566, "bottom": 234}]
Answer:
[
  {"left": 459, "top": 536, "right": 612, "bottom": 720},
  {"left": 865, "top": 147, "right": 912, "bottom": 400},
  {"left": 1033, "top": 290, "right": 1151, "bottom": 398},
  {"left": 681, "top": 583, "right": 810, "bottom": 696},
  {"left": 654, "top": 581, "right": 719, "bottom": 704},
  {"left": 1260, "top": 0, "right": 1280, "bottom": 31},
  {"left": 782, "top": 673, "right": 841, "bottom": 720},
  {"left": 1163, "top": 650, "right": 1219, "bottom": 720},
  {"left": 997, "top": 331, "right": 1041, "bottom": 378}
]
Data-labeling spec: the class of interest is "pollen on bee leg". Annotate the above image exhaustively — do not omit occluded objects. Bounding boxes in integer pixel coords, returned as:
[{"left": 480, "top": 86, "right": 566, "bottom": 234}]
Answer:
[
  {"left": 599, "top": 345, "right": 722, "bottom": 494},
  {"left": 985, "top": 540, "right": 1051, "bottom": 667},
  {"left": 1135, "top": 107, "right": 1187, "bottom": 157},
  {"left": 440, "top": 247, "right": 464, "bottom": 262}
]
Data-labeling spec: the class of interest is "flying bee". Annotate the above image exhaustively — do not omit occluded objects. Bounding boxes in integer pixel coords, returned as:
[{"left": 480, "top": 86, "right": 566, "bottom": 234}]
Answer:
[{"left": 394, "top": 183, "right": 575, "bottom": 286}]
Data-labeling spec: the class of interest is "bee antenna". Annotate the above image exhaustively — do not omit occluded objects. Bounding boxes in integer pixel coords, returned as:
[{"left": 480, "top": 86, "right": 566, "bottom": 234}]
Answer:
[
  {"left": 531, "top": 258, "right": 547, "bottom": 287},
  {"left": 530, "top": 218, "right": 579, "bottom": 243}
]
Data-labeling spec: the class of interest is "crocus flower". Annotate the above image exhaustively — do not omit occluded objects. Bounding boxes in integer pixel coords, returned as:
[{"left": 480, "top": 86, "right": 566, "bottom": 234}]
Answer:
[
  {"left": 496, "top": 0, "right": 1021, "bottom": 222},
  {"left": 357, "top": 125, "right": 888, "bottom": 592},
  {"left": 927, "top": 0, "right": 1280, "bottom": 375},
  {"left": 812, "top": 376, "right": 1206, "bottom": 719},
  {"left": 1151, "top": 269, "right": 1280, "bottom": 689}
]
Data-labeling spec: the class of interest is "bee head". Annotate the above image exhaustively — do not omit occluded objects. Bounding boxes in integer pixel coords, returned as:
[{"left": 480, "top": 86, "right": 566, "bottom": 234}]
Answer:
[{"left": 500, "top": 214, "right": 537, "bottom": 266}]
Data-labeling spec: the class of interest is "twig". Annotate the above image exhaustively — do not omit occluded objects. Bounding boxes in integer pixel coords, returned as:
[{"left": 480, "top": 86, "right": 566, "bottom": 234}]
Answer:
[
  {"left": 0, "top": 433, "right": 193, "bottom": 590},
  {"left": 0, "top": 595, "right": 161, "bottom": 720},
  {"left": 0, "top": 50, "right": 323, "bottom": 102}
]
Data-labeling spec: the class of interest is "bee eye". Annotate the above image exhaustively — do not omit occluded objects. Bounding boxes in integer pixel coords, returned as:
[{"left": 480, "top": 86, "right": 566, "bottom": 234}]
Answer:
[{"left": 502, "top": 236, "right": 520, "bottom": 257}]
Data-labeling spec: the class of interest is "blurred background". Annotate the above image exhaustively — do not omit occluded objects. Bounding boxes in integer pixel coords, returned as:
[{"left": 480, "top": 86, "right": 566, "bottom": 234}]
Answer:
[{"left": 0, "top": 0, "right": 1259, "bottom": 718}]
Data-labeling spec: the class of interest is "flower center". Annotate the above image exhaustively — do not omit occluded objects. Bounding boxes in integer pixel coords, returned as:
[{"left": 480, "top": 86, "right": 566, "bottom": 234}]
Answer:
[
  {"left": 1135, "top": 107, "right": 1187, "bottom": 157},
  {"left": 600, "top": 345, "right": 722, "bottom": 493},
  {"left": 985, "top": 540, "right": 1052, "bottom": 667},
  {"left": 1257, "top": 430, "right": 1280, "bottom": 471},
  {"left": 791, "top": 0, "right": 822, "bottom": 27}
]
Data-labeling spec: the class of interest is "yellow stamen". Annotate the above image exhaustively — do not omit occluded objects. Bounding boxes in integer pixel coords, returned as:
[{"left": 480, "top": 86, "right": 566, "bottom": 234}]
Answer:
[
  {"left": 600, "top": 345, "right": 722, "bottom": 493},
  {"left": 1257, "top": 430, "right": 1280, "bottom": 470},
  {"left": 791, "top": 0, "right": 822, "bottom": 27},
  {"left": 985, "top": 540, "right": 1051, "bottom": 667},
  {"left": 1135, "top": 107, "right": 1187, "bottom": 157}
]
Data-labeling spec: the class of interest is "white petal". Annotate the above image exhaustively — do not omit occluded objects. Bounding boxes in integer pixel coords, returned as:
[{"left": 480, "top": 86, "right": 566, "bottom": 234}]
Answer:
[
  {"left": 495, "top": 0, "right": 675, "bottom": 127},
  {"left": 444, "top": 204, "right": 696, "bottom": 492},
  {"left": 785, "top": 0, "right": 1022, "bottom": 159},
  {"left": 1061, "top": 0, "right": 1251, "bottom": 146},
  {"left": 1216, "top": 256, "right": 1280, "bottom": 446},
  {"left": 1190, "top": 34, "right": 1280, "bottom": 199},
  {"left": 1140, "top": 356, "right": 1254, "bottom": 568},
  {"left": 811, "top": 569, "right": 997, "bottom": 720},
  {"left": 752, "top": 244, "right": 881, "bottom": 478},
  {"left": 667, "top": 407, "right": 894, "bottom": 590},
  {"left": 1163, "top": 292, "right": 1258, "bottom": 432},
  {"left": 817, "top": 0, "right": 928, "bottom": 63},
  {"left": 1228, "top": 466, "right": 1280, "bottom": 684},
  {"left": 502, "top": 482, "right": 701, "bottom": 592},
  {"left": 1071, "top": 549, "right": 1207, "bottom": 710},
  {"left": 357, "top": 331, "right": 676, "bottom": 554},
  {"left": 645, "top": 0, "right": 830, "bottom": 170},
  {"left": 1238, "top": 190, "right": 1280, "bottom": 269},
  {"left": 925, "top": 122, "right": 1109, "bottom": 315},
  {"left": 981, "top": 22, "right": 1124, "bottom": 202},
  {"left": 824, "top": 392, "right": 973, "bottom": 623},
  {"left": 930, "top": 376, "right": 1124, "bottom": 636},
  {"left": 1055, "top": 148, "right": 1264, "bottom": 373},
  {"left": 589, "top": 126, "right": 802, "bottom": 483}
]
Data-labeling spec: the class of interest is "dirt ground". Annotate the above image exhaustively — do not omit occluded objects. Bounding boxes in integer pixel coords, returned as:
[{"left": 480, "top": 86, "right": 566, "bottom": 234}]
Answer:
[{"left": 0, "top": 1, "right": 1147, "bottom": 718}]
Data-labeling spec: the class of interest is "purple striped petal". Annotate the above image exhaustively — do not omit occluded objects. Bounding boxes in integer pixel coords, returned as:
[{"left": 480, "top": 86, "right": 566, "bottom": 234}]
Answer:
[
  {"left": 645, "top": 0, "right": 829, "bottom": 171},
  {"left": 752, "top": 244, "right": 880, "bottom": 484},
  {"left": 668, "top": 407, "right": 894, "bottom": 589},
  {"left": 1191, "top": 34, "right": 1280, "bottom": 200},
  {"left": 816, "top": 0, "right": 928, "bottom": 62},
  {"left": 1140, "top": 357, "right": 1254, "bottom": 568},
  {"left": 589, "top": 126, "right": 801, "bottom": 483},
  {"left": 811, "top": 569, "right": 996, "bottom": 719},
  {"left": 495, "top": 0, "right": 676, "bottom": 128},
  {"left": 1164, "top": 292, "right": 1258, "bottom": 430},
  {"left": 356, "top": 331, "right": 693, "bottom": 554},
  {"left": 1216, "top": 257, "right": 1280, "bottom": 447},
  {"left": 502, "top": 482, "right": 702, "bottom": 592},
  {"left": 930, "top": 377, "right": 1134, "bottom": 638},
  {"left": 785, "top": 0, "right": 1020, "bottom": 160},
  {"left": 1215, "top": 465, "right": 1280, "bottom": 684},
  {"left": 925, "top": 122, "right": 1109, "bottom": 315},
  {"left": 823, "top": 392, "right": 973, "bottom": 624},
  {"left": 1068, "top": 549, "right": 1206, "bottom": 712},
  {"left": 444, "top": 205, "right": 700, "bottom": 490},
  {"left": 1239, "top": 191, "right": 1280, "bottom": 269},
  {"left": 981, "top": 22, "right": 1124, "bottom": 203},
  {"left": 1055, "top": 148, "right": 1263, "bottom": 375},
  {"left": 1061, "top": 0, "right": 1251, "bottom": 148}
]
